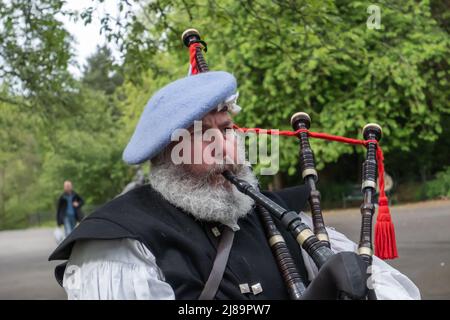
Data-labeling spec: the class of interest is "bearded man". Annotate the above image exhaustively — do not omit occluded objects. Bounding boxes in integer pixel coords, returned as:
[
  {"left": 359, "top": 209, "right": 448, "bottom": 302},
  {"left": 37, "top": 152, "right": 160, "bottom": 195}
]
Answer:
[{"left": 49, "top": 71, "right": 420, "bottom": 300}]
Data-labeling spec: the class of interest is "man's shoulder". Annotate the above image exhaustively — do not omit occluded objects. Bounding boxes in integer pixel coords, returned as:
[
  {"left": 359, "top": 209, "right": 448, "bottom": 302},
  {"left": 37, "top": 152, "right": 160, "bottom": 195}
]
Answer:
[
  {"left": 56, "top": 237, "right": 155, "bottom": 289},
  {"left": 88, "top": 184, "right": 166, "bottom": 219},
  {"left": 68, "top": 238, "right": 152, "bottom": 266}
]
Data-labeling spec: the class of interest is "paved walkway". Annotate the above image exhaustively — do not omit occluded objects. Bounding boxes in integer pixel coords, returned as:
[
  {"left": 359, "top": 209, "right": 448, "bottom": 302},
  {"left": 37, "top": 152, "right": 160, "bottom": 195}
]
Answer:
[{"left": 0, "top": 228, "right": 65, "bottom": 299}]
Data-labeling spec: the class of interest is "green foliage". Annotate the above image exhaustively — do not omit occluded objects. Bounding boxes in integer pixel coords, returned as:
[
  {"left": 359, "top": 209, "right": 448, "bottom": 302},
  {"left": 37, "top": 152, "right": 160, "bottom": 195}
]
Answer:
[
  {"left": 82, "top": 46, "right": 124, "bottom": 95},
  {"left": 39, "top": 85, "right": 131, "bottom": 203},
  {"left": 97, "top": 0, "right": 449, "bottom": 175},
  {"left": 422, "top": 167, "right": 450, "bottom": 199},
  {"left": 0, "top": 45, "right": 133, "bottom": 229},
  {"left": 0, "top": 0, "right": 75, "bottom": 112}
]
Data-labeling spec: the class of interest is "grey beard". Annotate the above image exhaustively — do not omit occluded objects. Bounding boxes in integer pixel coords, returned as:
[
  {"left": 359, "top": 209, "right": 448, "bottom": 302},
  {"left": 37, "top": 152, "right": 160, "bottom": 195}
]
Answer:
[{"left": 149, "top": 163, "right": 258, "bottom": 227}]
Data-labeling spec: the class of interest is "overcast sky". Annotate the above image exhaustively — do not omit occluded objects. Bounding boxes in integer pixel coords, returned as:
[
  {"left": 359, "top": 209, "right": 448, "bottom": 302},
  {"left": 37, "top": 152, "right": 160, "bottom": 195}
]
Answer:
[{"left": 59, "top": 0, "right": 123, "bottom": 77}]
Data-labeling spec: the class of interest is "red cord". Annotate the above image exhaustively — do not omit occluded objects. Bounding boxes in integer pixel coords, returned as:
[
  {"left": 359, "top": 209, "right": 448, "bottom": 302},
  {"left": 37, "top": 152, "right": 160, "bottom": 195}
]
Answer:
[
  {"left": 233, "top": 123, "right": 398, "bottom": 259},
  {"left": 189, "top": 42, "right": 201, "bottom": 75}
]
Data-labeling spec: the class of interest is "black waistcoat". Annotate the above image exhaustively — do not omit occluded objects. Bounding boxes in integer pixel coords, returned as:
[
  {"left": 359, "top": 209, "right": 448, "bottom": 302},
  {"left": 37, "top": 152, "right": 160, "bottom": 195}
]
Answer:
[{"left": 49, "top": 184, "right": 311, "bottom": 300}]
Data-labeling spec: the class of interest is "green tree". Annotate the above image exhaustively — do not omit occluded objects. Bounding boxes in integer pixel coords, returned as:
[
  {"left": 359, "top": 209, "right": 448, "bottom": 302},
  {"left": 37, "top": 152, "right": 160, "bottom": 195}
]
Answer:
[
  {"left": 82, "top": 45, "right": 124, "bottom": 95},
  {"left": 0, "top": 0, "right": 75, "bottom": 114},
  {"left": 96, "top": 0, "right": 449, "bottom": 183}
]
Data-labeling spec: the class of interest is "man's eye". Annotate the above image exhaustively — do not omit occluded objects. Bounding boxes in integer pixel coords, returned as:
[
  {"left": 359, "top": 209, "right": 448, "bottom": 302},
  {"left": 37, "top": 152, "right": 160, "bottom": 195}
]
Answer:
[{"left": 191, "top": 129, "right": 203, "bottom": 135}]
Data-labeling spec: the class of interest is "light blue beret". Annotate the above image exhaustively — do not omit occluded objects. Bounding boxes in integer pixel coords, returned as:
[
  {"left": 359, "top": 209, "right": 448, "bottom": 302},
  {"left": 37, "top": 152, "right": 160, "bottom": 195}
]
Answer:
[{"left": 123, "top": 71, "right": 237, "bottom": 164}]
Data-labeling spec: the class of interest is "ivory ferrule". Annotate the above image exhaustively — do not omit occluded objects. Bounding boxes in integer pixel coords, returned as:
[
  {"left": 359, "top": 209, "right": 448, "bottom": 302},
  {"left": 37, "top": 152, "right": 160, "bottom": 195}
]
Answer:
[
  {"left": 269, "top": 235, "right": 285, "bottom": 247},
  {"left": 296, "top": 229, "right": 315, "bottom": 245}
]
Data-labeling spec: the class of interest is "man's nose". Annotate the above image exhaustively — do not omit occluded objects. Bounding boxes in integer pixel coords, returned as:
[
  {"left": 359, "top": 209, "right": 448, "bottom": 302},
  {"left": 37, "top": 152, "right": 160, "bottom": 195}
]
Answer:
[
  {"left": 212, "top": 131, "right": 226, "bottom": 159},
  {"left": 223, "top": 131, "right": 238, "bottom": 164}
]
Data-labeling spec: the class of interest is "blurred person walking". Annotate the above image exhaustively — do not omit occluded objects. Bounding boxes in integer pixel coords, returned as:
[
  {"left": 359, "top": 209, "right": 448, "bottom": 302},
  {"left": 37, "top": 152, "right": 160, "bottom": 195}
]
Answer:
[{"left": 56, "top": 180, "right": 84, "bottom": 237}]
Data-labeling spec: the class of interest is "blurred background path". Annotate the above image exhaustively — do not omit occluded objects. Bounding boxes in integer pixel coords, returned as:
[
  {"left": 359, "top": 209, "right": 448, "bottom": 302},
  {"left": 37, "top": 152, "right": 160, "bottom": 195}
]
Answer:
[{"left": 0, "top": 228, "right": 65, "bottom": 299}]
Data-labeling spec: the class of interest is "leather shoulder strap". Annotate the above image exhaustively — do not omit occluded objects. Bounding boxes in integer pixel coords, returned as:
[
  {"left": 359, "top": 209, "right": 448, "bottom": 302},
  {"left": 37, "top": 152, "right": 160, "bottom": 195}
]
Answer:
[{"left": 198, "top": 226, "right": 235, "bottom": 300}]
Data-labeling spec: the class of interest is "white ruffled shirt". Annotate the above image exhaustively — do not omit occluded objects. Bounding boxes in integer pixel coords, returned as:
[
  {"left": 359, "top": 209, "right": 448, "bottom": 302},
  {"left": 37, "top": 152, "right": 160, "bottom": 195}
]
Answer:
[{"left": 63, "top": 212, "right": 420, "bottom": 300}]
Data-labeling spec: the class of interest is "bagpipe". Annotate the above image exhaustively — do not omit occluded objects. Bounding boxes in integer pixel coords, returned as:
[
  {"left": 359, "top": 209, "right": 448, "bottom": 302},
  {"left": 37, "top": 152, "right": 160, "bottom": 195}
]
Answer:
[{"left": 181, "top": 28, "right": 398, "bottom": 300}]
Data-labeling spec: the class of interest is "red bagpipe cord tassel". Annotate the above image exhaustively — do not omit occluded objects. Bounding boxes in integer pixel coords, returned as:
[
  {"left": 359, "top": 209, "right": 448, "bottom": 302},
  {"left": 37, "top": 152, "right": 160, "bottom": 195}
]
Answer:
[
  {"left": 232, "top": 124, "right": 398, "bottom": 259},
  {"left": 188, "top": 42, "right": 201, "bottom": 75},
  {"left": 374, "top": 147, "right": 398, "bottom": 259}
]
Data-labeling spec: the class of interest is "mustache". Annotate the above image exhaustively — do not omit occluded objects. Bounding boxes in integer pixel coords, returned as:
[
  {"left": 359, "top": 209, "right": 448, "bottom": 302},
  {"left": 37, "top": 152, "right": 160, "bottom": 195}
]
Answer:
[{"left": 205, "top": 163, "right": 245, "bottom": 179}]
